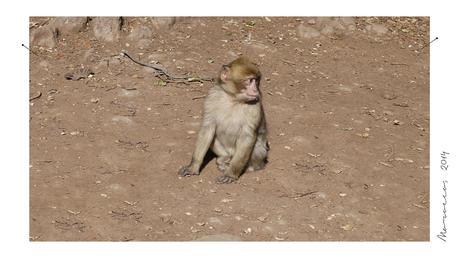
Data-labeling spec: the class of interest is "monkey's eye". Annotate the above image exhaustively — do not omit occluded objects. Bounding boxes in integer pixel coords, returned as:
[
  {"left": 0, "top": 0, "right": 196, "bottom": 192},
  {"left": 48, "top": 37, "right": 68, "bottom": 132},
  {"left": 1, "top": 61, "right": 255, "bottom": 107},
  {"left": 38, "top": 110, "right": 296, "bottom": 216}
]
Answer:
[{"left": 242, "top": 77, "right": 257, "bottom": 85}]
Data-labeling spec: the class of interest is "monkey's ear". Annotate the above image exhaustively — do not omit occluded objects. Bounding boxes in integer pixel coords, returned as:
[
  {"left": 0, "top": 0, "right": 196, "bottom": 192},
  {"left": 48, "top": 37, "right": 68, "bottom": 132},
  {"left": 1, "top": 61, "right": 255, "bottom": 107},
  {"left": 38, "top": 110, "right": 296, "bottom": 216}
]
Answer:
[{"left": 220, "top": 65, "right": 230, "bottom": 81}]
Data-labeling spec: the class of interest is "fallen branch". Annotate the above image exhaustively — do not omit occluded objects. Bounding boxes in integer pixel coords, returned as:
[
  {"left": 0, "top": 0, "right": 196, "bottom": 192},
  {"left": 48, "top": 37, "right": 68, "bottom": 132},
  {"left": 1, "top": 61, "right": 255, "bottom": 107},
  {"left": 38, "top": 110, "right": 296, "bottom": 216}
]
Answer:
[
  {"left": 29, "top": 91, "right": 42, "bottom": 101},
  {"left": 121, "top": 52, "right": 214, "bottom": 84},
  {"left": 192, "top": 95, "right": 207, "bottom": 100},
  {"left": 279, "top": 191, "right": 317, "bottom": 198}
]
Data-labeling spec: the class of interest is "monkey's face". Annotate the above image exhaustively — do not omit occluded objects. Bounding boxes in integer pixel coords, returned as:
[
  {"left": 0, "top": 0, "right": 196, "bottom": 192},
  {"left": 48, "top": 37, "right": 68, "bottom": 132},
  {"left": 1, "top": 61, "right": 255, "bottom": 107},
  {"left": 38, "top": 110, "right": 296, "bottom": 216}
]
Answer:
[
  {"left": 219, "top": 57, "right": 262, "bottom": 103},
  {"left": 235, "top": 75, "right": 261, "bottom": 103}
]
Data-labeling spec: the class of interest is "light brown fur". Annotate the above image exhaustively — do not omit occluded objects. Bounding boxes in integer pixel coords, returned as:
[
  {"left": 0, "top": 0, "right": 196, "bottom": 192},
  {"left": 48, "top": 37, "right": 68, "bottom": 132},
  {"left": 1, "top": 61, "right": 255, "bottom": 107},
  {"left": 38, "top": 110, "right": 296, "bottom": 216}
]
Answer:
[{"left": 178, "top": 57, "right": 269, "bottom": 184}]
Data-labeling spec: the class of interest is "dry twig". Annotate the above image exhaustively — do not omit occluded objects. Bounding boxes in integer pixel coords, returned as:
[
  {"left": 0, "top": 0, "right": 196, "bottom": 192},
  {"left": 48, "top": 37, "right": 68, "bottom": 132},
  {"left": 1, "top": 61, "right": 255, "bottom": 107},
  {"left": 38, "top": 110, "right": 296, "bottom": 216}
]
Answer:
[{"left": 121, "top": 52, "right": 214, "bottom": 84}]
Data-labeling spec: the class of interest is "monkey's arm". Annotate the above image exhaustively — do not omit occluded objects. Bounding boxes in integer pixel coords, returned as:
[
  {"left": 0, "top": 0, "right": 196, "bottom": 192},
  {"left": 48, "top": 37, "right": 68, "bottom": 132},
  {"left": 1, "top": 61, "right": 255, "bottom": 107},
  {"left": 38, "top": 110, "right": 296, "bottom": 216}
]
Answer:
[
  {"left": 179, "top": 123, "right": 216, "bottom": 176},
  {"left": 217, "top": 128, "right": 256, "bottom": 183}
]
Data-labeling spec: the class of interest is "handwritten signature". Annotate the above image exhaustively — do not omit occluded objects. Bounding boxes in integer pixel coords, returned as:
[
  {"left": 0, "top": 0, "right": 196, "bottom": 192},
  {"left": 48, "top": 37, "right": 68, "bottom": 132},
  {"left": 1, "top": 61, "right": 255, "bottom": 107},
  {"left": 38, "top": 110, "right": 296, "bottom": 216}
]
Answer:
[{"left": 437, "top": 180, "right": 448, "bottom": 242}]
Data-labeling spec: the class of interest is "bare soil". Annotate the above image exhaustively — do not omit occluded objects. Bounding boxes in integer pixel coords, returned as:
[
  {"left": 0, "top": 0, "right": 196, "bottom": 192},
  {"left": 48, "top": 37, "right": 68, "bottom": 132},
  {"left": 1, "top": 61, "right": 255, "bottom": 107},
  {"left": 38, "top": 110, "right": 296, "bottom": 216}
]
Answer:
[{"left": 29, "top": 17, "right": 429, "bottom": 241}]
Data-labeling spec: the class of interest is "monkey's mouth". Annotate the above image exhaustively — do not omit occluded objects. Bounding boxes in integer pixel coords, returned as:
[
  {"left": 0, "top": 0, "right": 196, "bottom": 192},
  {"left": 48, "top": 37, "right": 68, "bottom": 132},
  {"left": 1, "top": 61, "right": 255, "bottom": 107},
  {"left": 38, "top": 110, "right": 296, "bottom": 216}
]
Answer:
[
  {"left": 245, "top": 95, "right": 259, "bottom": 104},
  {"left": 246, "top": 93, "right": 259, "bottom": 99}
]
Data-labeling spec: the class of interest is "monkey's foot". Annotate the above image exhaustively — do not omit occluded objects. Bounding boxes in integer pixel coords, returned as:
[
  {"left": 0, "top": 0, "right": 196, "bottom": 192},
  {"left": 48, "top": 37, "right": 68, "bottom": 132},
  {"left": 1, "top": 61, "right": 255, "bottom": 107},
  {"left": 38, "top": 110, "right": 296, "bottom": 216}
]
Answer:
[
  {"left": 217, "top": 163, "right": 229, "bottom": 172},
  {"left": 178, "top": 166, "right": 199, "bottom": 177},
  {"left": 216, "top": 175, "right": 236, "bottom": 184},
  {"left": 216, "top": 156, "right": 231, "bottom": 172}
]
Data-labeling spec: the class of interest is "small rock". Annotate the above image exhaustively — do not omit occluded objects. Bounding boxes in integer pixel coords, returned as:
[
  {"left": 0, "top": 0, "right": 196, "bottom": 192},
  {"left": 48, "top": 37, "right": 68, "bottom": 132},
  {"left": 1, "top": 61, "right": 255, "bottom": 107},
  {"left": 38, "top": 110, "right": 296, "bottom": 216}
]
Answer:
[
  {"left": 315, "top": 17, "right": 333, "bottom": 27},
  {"left": 383, "top": 110, "right": 394, "bottom": 116},
  {"left": 297, "top": 24, "right": 321, "bottom": 39},
  {"left": 274, "top": 235, "right": 287, "bottom": 241},
  {"left": 128, "top": 25, "right": 152, "bottom": 41},
  {"left": 341, "top": 224, "right": 353, "bottom": 231},
  {"left": 150, "top": 17, "right": 176, "bottom": 30},
  {"left": 90, "top": 97, "right": 99, "bottom": 103},
  {"left": 321, "top": 25, "right": 335, "bottom": 35},
  {"left": 50, "top": 17, "right": 88, "bottom": 35},
  {"left": 382, "top": 92, "right": 397, "bottom": 100},
  {"left": 257, "top": 216, "right": 268, "bottom": 222},
  {"left": 307, "top": 19, "right": 316, "bottom": 25},
  {"left": 243, "top": 228, "right": 252, "bottom": 234},
  {"left": 366, "top": 24, "right": 388, "bottom": 35},
  {"left": 395, "top": 157, "right": 414, "bottom": 163},
  {"left": 190, "top": 226, "right": 201, "bottom": 233},
  {"left": 30, "top": 27, "right": 57, "bottom": 48},
  {"left": 339, "top": 17, "right": 355, "bottom": 26},
  {"left": 393, "top": 120, "right": 401, "bottom": 125},
  {"left": 92, "top": 17, "right": 122, "bottom": 42}
]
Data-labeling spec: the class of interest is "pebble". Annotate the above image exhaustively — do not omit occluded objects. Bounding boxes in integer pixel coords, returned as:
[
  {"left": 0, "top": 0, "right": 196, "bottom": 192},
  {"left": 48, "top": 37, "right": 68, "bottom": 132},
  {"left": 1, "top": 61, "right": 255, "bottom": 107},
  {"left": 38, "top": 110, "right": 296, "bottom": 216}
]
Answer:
[
  {"left": 341, "top": 224, "right": 353, "bottom": 231},
  {"left": 243, "top": 228, "right": 252, "bottom": 234},
  {"left": 257, "top": 216, "right": 268, "bottom": 222}
]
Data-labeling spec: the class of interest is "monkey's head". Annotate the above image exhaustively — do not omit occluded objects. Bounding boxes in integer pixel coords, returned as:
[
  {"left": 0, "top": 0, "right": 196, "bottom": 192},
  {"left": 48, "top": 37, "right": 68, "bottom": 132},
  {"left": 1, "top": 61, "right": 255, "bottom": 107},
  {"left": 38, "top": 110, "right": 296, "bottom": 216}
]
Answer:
[{"left": 218, "top": 57, "right": 262, "bottom": 103}]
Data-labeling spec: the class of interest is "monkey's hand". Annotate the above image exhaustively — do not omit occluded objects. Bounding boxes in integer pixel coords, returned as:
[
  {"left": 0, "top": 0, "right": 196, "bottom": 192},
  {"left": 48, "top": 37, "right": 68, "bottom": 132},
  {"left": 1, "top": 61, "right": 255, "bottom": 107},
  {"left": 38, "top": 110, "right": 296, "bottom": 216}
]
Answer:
[
  {"left": 178, "top": 165, "right": 200, "bottom": 177},
  {"left": 216, "top": 175, "right": 237, "bottom": 184}
]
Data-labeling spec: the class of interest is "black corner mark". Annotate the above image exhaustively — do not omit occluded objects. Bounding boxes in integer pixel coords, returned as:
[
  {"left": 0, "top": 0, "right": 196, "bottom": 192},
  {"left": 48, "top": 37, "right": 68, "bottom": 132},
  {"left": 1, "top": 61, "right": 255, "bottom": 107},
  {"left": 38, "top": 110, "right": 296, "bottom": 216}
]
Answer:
[
  {"left": 430, "top": 37, "right": 439, "bottom": 44},
  {"left": 419, "top": 37, "right": 438, "bottom": 51},
  {"left": 21, "top": 43, "right": 38, "bottom": 56}
]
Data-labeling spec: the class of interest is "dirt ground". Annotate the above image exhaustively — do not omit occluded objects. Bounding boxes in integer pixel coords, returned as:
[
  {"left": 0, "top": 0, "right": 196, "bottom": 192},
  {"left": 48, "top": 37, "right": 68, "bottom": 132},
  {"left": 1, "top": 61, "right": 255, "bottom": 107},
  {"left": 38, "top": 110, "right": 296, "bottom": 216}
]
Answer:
[{"left": 29, "top": 17, "right": 429, "bottom": 241}]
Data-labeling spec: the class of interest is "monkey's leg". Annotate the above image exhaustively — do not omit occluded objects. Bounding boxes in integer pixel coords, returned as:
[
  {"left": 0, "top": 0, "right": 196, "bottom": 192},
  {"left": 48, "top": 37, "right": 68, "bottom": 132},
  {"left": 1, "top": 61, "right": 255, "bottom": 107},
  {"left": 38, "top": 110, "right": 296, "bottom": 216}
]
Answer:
[
  {"left": 212, "top": 139, "right": 231, "bottom": 172},
  {"left": 216, "top": 132, "right": 256, "bottom": 184},
  {"left": 179, "top": 124, "right": 216, "bottom": 176},
  {"left": 248, "top": 137, "right": 269, "bottom": 172}
]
